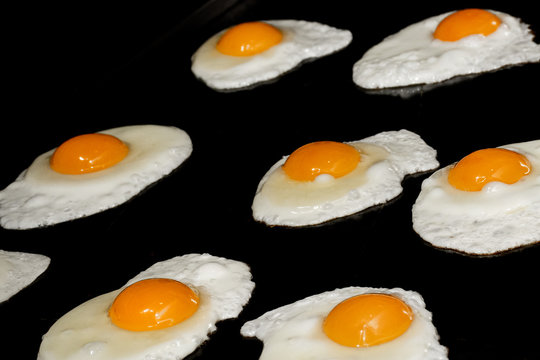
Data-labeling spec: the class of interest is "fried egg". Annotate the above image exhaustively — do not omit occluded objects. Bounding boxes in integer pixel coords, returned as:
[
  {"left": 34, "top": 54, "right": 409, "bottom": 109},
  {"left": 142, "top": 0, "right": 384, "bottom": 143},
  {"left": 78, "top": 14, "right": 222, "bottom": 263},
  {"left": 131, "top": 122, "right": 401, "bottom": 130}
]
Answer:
[
  {"left": 191, "top": 20, "right": 352, "bottom": 90},
  {"left": 0, "top": 125, "right": 192, "bottom": 230},
  {"left": 241, "top": 286, "right": 448, "bottom": 360},
  {"left": 38, "top": 253, "right": 255, "bottom": 360},
  {"left": 252, "top": 129, "right": 439, "bottom": 227},
  {"left": 412, "top": 139, "right": 540, "bottom": 255},
  {"left": 353, "top": 9, "right": 540, "bottom": 89},
  {"left": 0, "top": 249, "right": 50, "bottom": 302}
]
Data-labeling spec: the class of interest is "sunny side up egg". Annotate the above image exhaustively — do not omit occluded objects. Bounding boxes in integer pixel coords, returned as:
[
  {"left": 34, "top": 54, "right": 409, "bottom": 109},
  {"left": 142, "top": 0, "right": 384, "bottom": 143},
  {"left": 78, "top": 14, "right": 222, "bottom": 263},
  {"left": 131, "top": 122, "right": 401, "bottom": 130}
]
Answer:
[
  {"left": 191, "top": 20, "right": 352, "bottom": 90},
  {"left": 0, "top": 125, "right": 192, "bottom": 230},
  {"left": 38, "top": 253, "right": 255, "bottom": 360},
  {"left": 252, "top": 129, "right": 439, "bottom": 227},
  {"left": 412, "top": 139, "right": 540, "bottom": 255},
  {"left": 353, "top": 8, "right": 540, "bottom": 89},
  {"left": 0, "top": 249, "right": 50, "bottom": 302},
  {"left": 241, "top": 286, "right": 448, "bottom": 360}
]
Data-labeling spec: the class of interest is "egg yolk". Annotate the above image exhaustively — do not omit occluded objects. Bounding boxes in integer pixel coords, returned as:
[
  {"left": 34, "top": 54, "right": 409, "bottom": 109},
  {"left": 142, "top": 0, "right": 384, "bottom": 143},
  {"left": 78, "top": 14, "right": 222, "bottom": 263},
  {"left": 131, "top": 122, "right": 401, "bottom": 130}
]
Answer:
[
  {"left": 447, "top": 148, "right": 532, "bottom": 191},
  {"left": 216, "top": 21, "right": 283, "bottom": 56},
  {"left": 282, "top": 141, "right": 361, "bottom": 182},
  {"left": 323, "top": 293, "right": 414, "bottom": 347},
  {"left": 108, "top": 278, "right": 199, "bottom": 332},
  {"left": 433, "top": 8, "right": 502, "bottom": 41},
  {"left": 49, "top": 133, "right": 129, "bottom": 175}
]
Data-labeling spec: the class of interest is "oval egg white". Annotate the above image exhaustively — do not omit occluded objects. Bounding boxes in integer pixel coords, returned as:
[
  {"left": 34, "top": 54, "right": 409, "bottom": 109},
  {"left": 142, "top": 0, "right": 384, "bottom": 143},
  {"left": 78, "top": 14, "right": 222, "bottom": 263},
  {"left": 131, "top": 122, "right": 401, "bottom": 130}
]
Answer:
[
  {"left": 37, "top": 253, "right": 255, "bottom": 360},
  {"left": 353, "top": 10, "right": 540, "bottom": 89},
  {"left": 0, "top": 125, "right": 192, "bottom": 230},
  {"left": 412, "top": 139, "right": 540, "bottom": 255},
  {"left": 0, "top": 249, "right": 50, "bottom": 302},
  {"left": 191, "top": 20, "right": 352, "bottom": 90},
  {"left": 241, "top": 286, "right": 448, "bottom": 360},
  {"left": 252, "top": 129, "right": 439, "bottom": 227}
]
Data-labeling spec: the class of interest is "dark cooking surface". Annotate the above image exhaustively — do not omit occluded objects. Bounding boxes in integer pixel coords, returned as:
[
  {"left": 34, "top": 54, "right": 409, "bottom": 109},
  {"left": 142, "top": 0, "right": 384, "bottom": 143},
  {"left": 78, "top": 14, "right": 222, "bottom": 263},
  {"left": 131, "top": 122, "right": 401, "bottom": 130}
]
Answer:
[{"left": 2, "top": 1, "right": 539, "bottom": 359}]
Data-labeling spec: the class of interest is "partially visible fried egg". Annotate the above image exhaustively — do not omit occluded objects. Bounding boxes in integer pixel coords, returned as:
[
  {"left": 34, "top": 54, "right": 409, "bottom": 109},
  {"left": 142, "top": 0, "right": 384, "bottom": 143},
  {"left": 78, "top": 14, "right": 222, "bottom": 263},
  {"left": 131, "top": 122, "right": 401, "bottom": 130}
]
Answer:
[
  {"left": 412, "top": 139, "right": 540, "bottom": 255},
  {"left": 353, "top": 9, "right": 540, "bottom": 89},
  {"left": 0, "top": 125, "right": 192, "bottom": 230},
  {"left": 37, "top": 253, "right": 255, "bottom": 360},
  {"left": 191, "top": 20, "right": 352, "bottom": 90},
  {"left": 0, "top": 249, "right": 50, "bottom": 302},
  {"left": 252, "top": 129, "right": 439, "bottom": 227},
  {"left": 241, "top": 286, "right": 448, "bottom": 360}
]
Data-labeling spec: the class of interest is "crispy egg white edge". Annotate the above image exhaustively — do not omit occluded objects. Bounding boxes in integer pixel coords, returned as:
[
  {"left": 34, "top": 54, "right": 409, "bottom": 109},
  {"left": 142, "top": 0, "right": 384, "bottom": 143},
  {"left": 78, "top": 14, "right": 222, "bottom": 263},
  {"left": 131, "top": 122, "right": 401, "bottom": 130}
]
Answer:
[
  {"left": 240, "top": 286, "right": 448, "bottom": 360},
  {"left": 0, "top": 249, "right": 50, "bottom": 302},
  {"left": 252, "top": 129, "right": 439, "bottom": 227},
  {"left": 191, "top": 19, "right": 353, "bottom": 90},
  {"left": 37, "top": 253, "right": 255, "bottom": 360},
  {"left": 0, "top": 125, "right": 193, "bottom": 230},
  {"left": 412, "top": 139, "right": 540, "bottom": 255},
  {"left": 352, "top": 10, "right": 540, "bottom": 89}
]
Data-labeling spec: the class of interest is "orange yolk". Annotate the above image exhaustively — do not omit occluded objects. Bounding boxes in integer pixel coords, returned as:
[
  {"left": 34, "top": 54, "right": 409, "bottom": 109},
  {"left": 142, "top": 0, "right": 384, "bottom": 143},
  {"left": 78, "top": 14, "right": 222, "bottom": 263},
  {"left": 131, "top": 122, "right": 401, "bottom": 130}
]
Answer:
[
  {"left": 323, "top": 293, "right": 414, "bottom": 347},
  {"left": 447, "top": 148, "right": 532, "bottom": 191},
  {"left": 434, "top": 9, "right": 502, "bottom": 41},
  {"left": 216, "top": 21, "right": 283, "bottom": 56},
  {"left": 50, "top": 133, "right": 129, "bottom": 175},
  {"left": 282, "top": 141, "right": 361, "bottom": 182},
  {"left": 108, "top": 278, "right": 199, "bottom": 332}
]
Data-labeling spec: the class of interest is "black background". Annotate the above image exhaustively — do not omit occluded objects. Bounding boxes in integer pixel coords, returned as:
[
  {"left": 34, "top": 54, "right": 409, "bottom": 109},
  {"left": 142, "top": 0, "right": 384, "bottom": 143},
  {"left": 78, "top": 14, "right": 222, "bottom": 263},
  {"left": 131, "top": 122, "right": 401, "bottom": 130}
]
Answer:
[{"left": 2, "top": 1, "right": 539, "bottom": 359}]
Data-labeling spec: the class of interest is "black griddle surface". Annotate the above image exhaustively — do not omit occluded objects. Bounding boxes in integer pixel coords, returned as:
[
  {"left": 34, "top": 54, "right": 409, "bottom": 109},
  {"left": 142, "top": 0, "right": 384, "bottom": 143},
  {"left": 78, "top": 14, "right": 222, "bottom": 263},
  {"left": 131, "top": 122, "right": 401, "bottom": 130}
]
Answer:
[{"left": 2, "top": 1, "right": 539, "bottom": 359}]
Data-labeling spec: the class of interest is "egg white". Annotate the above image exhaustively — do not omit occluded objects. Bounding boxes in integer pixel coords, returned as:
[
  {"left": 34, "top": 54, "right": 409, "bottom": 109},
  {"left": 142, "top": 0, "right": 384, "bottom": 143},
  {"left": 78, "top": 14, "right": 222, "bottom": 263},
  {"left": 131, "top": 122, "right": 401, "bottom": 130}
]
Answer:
[
  {"left": 252, "top": 129, "right": 439, "bottom": 227},
  {"left": 0, "top": 249, "right": 50, "bottom": 302},
  {"left": 37, "top": 253, "right": 255, "bottom": 360},
  {"left": 241, "top": 286, "right": 448, "bottom": 360},
  {"left": 191, "top": 20, "right": 352, "bottom": 90},
  {"left": 0, "top": 125, "right": 192, "bottom": 230},
  {"left": 353, "top": 9, "right": 540, "bottom": 89},
  {"left": 412, "top": 139, "right": 540, "bottom": 255}
]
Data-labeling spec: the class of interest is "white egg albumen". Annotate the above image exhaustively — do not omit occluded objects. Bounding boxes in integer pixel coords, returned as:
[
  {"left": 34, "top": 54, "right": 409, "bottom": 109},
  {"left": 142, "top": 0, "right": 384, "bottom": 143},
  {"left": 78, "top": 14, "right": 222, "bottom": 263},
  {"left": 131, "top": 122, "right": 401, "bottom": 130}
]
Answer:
[
  {"left": 0, "top": 249, "right": 50, "bottom": 302},
  {"left": 241, "top": 286, "right": 448, "bottom": 360},
  {"left": 412, "top": 140, "right": 540, "bottom": 255},
  {"left": 0, "top": 125, "right": 192, "bottom": 230},
  {"left": 353, "top": 10, "right": 540, "bottom": 89},
  {"left": 252, "top": 129, "right": 439, "bottom": 227},
  {"left": 38, "top": 253, "right": 255, "bottom": 360},
  {"left": 191, "top": 20, "right": 352, "bottom": 90}
]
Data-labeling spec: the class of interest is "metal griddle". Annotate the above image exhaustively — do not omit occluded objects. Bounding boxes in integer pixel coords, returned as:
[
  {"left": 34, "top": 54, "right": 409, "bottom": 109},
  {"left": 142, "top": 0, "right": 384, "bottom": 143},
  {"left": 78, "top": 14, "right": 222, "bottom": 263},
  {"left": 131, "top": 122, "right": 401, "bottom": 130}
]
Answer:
[{"left": 2, "top": 1, "right": 539, "bottom": 359}]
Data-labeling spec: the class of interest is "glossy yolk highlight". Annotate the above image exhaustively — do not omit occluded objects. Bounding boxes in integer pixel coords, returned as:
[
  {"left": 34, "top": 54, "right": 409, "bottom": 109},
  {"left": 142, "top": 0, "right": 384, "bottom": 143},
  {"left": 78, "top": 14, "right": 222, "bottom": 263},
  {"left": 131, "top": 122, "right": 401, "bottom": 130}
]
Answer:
[
  {"left": 447, "top": 148, "right": 532, "bottom": 191},
  {"left": 434, "top": 9, "right": 502, "bottom": 41},
  {"left": 50, "top": 133, "right": 129, "bottom": 175},
  {"left": 282, "top": 141, "right": 361, "bottom": 182},
  {"left": 323, "top": 294, "right": 414, "bottom": 347},
  {"left": 109, "top": 278, "right": 199, "bottom": 332},
  {"left": 216, "top": 21, "right": 283, "bottom": 56}
]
